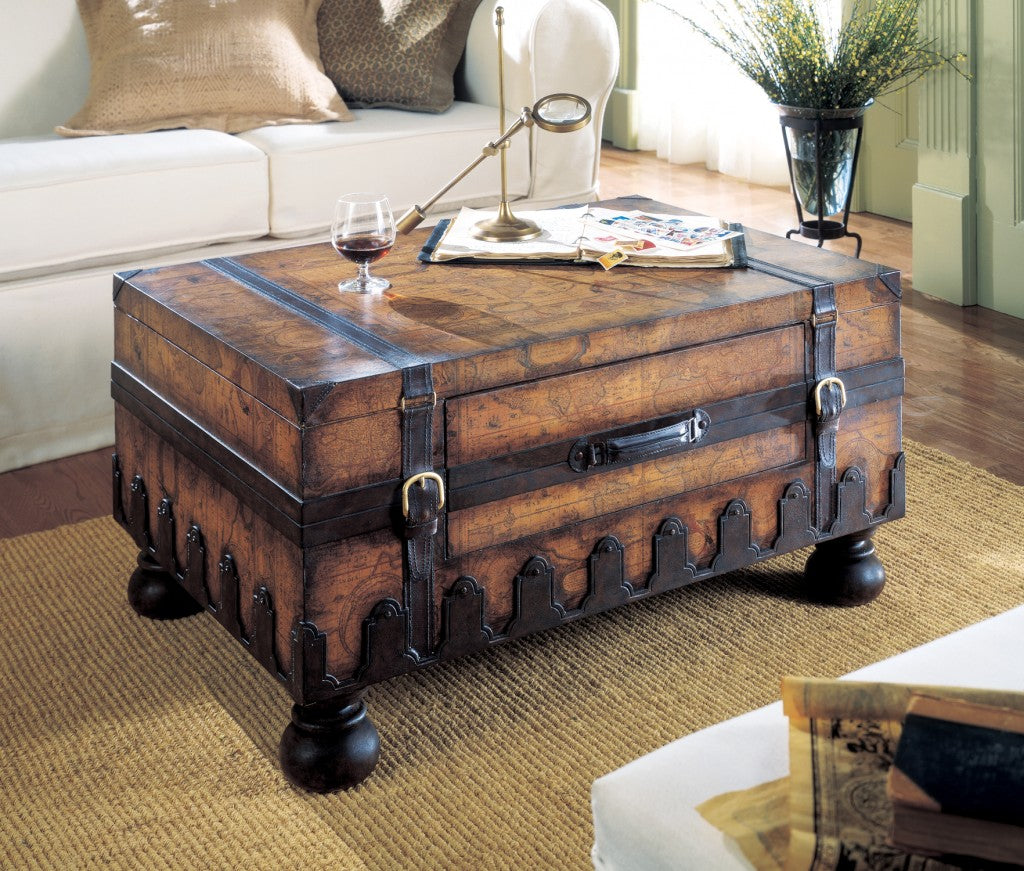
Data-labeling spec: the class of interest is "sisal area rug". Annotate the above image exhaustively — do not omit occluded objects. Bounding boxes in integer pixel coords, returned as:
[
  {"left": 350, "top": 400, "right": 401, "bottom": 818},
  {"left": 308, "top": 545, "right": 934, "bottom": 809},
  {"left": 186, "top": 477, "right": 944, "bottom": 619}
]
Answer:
[{"left": 2, "top": 440, "right": 1022, "bottom": 870}]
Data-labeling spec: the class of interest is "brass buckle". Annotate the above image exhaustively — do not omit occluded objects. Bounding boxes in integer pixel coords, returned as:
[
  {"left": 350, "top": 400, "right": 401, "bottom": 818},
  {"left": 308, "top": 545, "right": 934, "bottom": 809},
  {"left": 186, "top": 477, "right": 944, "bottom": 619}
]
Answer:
[
  {"left": 813, "top": 377, "right": 847, "bottom": 417},
  {"left": 401, "top": 471, "right": 445, "bottom": 518},
  {"left": 400, "top": 392, "right": 437, "bottom": 412},
  {"left": 811, "top": 310, "right": 837, "bottom": 328}
]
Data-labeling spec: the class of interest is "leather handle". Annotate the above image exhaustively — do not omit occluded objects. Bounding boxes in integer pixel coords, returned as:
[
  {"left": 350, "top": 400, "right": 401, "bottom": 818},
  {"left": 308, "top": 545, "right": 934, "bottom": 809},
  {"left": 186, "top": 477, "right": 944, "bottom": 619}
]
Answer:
[{"left": 568, "top": 409, "right": 711, "bottom": 472}]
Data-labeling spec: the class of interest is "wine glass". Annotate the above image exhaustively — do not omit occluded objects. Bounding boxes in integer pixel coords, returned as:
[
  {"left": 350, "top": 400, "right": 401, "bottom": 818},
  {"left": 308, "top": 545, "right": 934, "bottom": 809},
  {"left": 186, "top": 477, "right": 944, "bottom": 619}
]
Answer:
[{"left": 331, "top": 193, "right": 395, "bottom": 293}]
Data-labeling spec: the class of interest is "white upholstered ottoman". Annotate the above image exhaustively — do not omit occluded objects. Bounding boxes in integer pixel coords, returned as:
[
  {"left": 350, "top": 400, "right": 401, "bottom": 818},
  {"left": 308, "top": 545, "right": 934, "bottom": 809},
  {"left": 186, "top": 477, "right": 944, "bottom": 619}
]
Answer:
[{"left": 590, "top": 605, "right": 1024, "bottom": 870}]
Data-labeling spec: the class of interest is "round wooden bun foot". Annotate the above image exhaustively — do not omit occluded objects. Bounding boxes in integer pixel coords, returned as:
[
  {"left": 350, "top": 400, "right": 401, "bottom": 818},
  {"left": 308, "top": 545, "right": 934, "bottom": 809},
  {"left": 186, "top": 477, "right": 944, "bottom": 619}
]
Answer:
[
  {"left": 804, "top": 529, "right": 886, "bottom": 606},
  {"left": 128, "top": 551, "right": 202, "bottom": 620},
  {"left": 279, "top": 696, "right": 380, "bottom": 793}
]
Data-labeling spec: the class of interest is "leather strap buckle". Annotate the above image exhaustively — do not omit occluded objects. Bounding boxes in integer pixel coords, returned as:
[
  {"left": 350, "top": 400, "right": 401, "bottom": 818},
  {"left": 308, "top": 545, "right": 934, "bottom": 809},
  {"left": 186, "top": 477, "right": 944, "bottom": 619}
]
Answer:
[
  {"left": 400, "top": 391, "right": 436, "bottom": 411},
  {"left": 813, "top": 377, "right": 847, "bottom": 417},
  {"left": 401, "top": 471, "right": 445, "bottom": 519},
  {"left": 811, "top": 309, "right": 838, "bottom": 328}
]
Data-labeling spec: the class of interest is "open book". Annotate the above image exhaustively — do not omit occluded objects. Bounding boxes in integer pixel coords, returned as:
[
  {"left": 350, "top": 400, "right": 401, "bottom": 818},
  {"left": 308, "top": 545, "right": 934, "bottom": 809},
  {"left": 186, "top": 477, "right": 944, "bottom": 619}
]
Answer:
[{"left": 420, "top": 206, "right": 745, "bottom": 268}]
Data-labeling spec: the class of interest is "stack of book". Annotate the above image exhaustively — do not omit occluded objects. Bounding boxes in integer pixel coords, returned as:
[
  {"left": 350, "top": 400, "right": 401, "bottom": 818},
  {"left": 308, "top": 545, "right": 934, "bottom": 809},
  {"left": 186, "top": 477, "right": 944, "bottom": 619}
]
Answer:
[
  {"left": 886, "top": 694, "right": 1024, "bottom": 864},
  {"left": 698, "top": 679, "right": 1024, "bottom": 870}
]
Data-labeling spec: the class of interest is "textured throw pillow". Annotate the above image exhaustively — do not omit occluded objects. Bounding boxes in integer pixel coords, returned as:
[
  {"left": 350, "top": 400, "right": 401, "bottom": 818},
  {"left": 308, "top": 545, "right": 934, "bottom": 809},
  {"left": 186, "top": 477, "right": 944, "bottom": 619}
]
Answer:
[
  {"left": 317, "top": 0, "right": 482, "bottom": 113},
  {"left": 58, "top": 0, "right": 351, "bottom": 137}
]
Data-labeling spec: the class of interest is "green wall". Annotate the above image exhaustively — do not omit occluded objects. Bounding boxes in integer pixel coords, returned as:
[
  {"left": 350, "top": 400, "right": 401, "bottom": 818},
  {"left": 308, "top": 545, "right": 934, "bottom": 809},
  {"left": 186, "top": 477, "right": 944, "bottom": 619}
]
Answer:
[
  {"left": 597, "top": 0, "right": 639, "bottom": 150},
  {"left": 974, "top": 0, "right": 1024, "bottom": 319},
  {"left": 912, "top": 0, "right": 977, "bottom": 307}
]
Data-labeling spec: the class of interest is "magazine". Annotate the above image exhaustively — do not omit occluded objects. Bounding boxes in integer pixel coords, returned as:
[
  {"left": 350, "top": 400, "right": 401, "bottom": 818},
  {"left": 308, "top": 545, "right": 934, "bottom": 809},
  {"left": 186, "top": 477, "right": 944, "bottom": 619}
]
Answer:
[{"left": 422, "top": 206, "right": 744, "bottom": 268}]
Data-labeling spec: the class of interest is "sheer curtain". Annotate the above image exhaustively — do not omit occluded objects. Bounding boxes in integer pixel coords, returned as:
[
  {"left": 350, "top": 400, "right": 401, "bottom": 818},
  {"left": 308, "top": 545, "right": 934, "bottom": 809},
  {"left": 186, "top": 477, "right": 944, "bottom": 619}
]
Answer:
[{"left": 635, "top": 1, "right": 840, "bottom": 187}]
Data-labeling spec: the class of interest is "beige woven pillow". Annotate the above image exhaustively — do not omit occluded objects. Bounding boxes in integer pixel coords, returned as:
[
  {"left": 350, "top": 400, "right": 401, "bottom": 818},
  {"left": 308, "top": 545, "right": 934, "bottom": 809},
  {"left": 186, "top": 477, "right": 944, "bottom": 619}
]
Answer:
[
  {"left": 58, "top": 0, "right": 351, "bottom": 137},
  {"left": 318, "top": 0, "right": 481, "bottom": 113}
]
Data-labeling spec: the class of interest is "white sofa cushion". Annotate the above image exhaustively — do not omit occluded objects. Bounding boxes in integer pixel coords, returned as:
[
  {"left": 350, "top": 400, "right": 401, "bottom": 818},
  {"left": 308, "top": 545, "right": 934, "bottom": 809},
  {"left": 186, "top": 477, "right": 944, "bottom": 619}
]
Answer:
[
  {"left": 238, "top": 102, "right": 531, "bottom": 238},
  {"left": 0, "top": 129, "right": 270, "bottom": 280}
]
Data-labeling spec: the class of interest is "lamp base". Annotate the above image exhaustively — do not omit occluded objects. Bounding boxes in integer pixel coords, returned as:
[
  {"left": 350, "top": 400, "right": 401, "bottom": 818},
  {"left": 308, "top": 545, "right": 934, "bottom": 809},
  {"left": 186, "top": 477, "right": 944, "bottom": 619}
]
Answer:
[{"left": 470, "top": 202, "right": 542, "bottom": 242}]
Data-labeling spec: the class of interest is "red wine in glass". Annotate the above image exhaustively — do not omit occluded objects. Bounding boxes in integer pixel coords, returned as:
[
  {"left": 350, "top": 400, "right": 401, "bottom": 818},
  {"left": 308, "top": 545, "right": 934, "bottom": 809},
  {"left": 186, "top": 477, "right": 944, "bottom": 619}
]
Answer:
[
  {"left": 331, "top": 194, "right": 395, "bottom": 293},
  {"left": 333, "top": 234, "right": 393, "bottom": 265}
]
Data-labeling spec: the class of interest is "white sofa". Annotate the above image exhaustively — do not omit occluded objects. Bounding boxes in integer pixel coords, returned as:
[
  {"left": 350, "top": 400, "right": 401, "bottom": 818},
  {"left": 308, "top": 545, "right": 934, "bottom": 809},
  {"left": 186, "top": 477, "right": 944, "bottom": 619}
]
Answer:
[{"left": 0, "top": 0, "right": 618, "bottom": 474}]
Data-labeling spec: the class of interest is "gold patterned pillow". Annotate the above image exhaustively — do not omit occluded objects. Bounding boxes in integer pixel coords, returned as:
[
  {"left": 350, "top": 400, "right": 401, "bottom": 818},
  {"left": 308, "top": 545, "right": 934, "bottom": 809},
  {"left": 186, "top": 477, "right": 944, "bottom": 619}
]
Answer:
[
  {"left": 317, "top": 0, "right": 482, "bottom": 113},
  {"left": 58, "top": 0, "right": 351, "bottom": 137}
]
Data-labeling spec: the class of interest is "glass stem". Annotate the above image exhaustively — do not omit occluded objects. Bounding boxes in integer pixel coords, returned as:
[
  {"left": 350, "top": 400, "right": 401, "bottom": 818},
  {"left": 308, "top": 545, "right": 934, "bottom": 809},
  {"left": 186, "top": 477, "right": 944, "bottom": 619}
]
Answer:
[{"left": 358, "top": 263, "right": 371, "bottom": 285}]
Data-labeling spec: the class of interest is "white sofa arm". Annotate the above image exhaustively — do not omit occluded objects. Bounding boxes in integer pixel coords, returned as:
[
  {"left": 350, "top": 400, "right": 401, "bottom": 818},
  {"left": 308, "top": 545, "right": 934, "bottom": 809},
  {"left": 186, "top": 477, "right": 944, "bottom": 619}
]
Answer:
[{"left": 460, "top": 0, "right": 619, "bottom": 205}]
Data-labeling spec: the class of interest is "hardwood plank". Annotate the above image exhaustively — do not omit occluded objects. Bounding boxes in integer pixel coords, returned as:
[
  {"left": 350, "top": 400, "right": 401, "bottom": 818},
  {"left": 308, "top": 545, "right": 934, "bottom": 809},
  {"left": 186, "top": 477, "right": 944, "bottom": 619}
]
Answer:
[
  {"left": 598, "top": 147, "right": 914, "bottom": 279},
  {"left": 3, "top": 147, "right": 1022, "bottom": 539},
  {"left": 0, "top": 447, "right": 112, "bottom": 537}
]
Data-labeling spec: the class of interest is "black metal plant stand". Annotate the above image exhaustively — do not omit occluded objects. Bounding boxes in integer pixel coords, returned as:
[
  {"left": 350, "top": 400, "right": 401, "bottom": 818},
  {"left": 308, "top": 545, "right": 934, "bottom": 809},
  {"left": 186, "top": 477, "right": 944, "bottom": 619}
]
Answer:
[{"left": 780, "top": 110, "right": 865, "bottom": 258}]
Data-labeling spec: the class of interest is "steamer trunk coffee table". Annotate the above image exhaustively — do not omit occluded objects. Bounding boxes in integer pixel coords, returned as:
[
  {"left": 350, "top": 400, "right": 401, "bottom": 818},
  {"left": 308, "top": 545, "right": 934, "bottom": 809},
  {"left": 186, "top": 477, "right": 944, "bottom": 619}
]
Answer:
[{"left": 111, "top": 197, "right": 904, "bottom": 792}]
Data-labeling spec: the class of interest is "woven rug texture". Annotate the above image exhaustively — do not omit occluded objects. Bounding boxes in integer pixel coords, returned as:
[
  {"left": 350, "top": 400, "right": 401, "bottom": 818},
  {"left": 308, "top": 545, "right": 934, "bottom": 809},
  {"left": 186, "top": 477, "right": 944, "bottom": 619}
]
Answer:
[{"left": 1, "top": 439, "right": 1022, "bottom": 870}]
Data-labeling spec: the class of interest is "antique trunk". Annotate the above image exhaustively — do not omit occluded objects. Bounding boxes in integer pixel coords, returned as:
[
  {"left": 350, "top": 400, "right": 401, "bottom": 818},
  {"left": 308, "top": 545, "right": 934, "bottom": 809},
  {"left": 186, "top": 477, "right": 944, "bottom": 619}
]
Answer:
[{"left": 110, "top": 197, "right": 904, "bottom": 792}]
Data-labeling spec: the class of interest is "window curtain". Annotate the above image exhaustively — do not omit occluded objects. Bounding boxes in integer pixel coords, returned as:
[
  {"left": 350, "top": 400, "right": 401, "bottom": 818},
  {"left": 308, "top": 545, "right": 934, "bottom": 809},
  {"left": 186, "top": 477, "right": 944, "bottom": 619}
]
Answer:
[{"left": 635, "top": 1, "right": 840, "bottom": 187}]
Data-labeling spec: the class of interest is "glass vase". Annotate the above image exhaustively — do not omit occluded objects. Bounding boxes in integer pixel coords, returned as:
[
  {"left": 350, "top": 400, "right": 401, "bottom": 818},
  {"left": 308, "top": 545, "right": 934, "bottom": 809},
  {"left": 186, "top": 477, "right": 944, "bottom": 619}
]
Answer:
[{"left": 777, "top": 104, "right": 870, "bottom": 218}]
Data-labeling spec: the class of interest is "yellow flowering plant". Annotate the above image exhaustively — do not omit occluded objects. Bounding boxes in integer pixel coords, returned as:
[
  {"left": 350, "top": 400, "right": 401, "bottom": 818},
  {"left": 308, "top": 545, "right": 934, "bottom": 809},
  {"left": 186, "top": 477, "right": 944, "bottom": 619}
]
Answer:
[{"left": 648, "top": 0, "right": 967, "bottom": 110}]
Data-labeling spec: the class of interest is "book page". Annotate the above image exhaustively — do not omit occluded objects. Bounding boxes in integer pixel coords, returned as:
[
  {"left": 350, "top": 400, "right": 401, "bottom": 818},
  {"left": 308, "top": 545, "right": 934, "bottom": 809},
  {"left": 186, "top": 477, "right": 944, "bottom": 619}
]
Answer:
[
  {"left": 427, "top": 205, "right": 743, "bottom": 268},
  {"left": 696, "top": 777, "right": 790, "bottom": 871},
  {"left": 582, "top": 209, "right": 742, "bottom": 253},
  {"left": 782, "top": 677, "right": 1024, "bottom": 721},
  {"left": 429, "top": 206, "right": 588, "bottom": 261},
  {"left": 580, "top": 209, "right": 740, "bottom": 267}
]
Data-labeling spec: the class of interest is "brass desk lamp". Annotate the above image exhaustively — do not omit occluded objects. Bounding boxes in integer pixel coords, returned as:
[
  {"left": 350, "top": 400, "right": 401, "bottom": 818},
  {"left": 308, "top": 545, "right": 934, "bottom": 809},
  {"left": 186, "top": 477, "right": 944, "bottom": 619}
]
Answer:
[{"left": 395, "top": 6, "right": 591, "bottom": 241}]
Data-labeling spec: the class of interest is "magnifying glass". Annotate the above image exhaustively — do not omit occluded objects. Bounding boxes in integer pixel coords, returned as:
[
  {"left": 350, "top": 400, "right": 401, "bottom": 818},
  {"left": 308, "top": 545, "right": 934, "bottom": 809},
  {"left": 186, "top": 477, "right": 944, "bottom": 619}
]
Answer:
[
  {"left": 531, "top": 93, "right": 592, "bottom": 133},
  {"left": 395, "top": 93, "right": 593, "bottom": 237}
]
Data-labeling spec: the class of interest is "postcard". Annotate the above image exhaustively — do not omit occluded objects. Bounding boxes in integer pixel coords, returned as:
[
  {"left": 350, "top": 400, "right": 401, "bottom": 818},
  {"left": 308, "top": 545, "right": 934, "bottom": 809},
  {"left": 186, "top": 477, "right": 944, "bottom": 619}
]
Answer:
[{"left": 583, "top": 210, "right": 743, "bottom": 252}]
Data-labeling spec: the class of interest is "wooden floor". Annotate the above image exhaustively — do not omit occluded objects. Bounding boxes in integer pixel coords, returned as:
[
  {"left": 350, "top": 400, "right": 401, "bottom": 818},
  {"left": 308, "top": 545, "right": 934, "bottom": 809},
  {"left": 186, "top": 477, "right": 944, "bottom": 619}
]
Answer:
[{"left": 2, "top": 147, "right": 1022, "bottom": 539}]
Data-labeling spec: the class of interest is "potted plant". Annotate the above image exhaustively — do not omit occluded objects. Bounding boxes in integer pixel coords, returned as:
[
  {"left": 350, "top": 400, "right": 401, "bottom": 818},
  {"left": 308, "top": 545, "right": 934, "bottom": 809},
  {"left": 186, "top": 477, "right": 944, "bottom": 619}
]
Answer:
[{"left": 648, "top": 0, "right": 968, "bottom": 252}]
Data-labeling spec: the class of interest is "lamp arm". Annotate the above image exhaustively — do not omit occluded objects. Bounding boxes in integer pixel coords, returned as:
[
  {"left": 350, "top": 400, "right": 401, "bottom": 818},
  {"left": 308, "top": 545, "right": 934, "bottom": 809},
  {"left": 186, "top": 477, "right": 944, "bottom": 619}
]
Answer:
[{"left": 396, "top": 110, "right": 533, "bottom": 234}]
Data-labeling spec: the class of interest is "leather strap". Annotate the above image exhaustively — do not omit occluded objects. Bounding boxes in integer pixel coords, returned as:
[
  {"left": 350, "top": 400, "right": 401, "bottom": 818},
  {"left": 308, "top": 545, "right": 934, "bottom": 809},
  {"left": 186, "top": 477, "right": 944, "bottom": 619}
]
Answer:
[
  {"left": 401, "top": 364, "right": 439, "bottom": 659},
  {"left": 201, "top": 257, "right": 442, "bottom": 658},
  {"left": 811, "top": 283, "right": 842, "bottom": 533},
  {"left": 747, "top": 256, "right": 845, "bottom": 535},
  {"left": 202, "top": 257, "right": 421, "bottom": 369}
]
